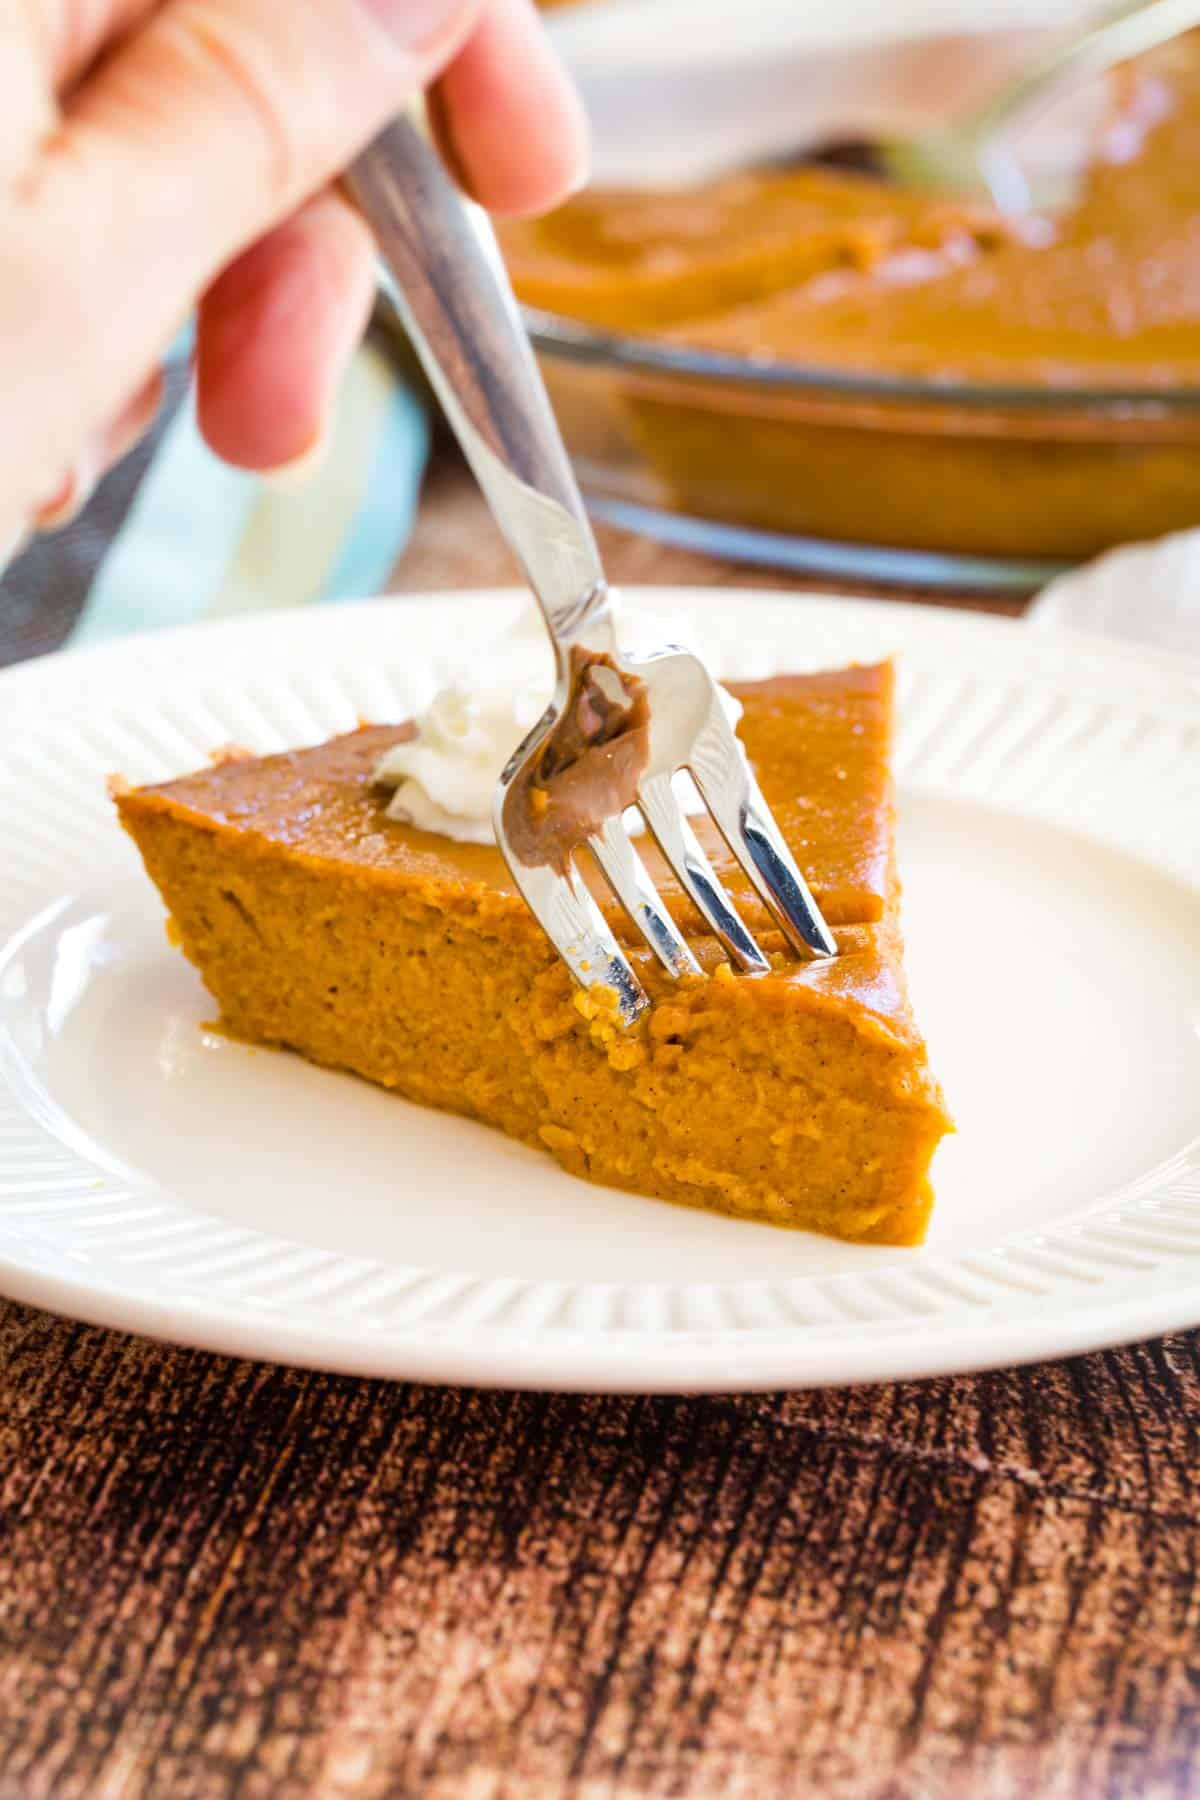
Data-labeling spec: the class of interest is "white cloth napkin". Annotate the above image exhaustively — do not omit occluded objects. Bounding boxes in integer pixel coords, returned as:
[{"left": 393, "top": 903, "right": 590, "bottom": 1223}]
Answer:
[{"left": 1029, "top": 531, "right": 1200, "bottom": 657}]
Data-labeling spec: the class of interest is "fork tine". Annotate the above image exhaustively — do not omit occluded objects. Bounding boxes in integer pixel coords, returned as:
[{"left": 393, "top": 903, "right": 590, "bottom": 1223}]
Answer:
[
  {"left": 638, "top": 775, "right": 770, "bottom": 974},
  {"left": 690, "top": 744, "right": 839, "bottom": 960},
  {"left": 507, "top": 858, "right": 650, "bottom": 1023},
  {"left": 588, "top": 815, "right": 702, "bottom": 980}
]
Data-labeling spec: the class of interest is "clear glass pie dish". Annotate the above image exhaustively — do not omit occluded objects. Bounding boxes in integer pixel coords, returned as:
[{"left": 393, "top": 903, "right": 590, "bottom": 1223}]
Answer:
[
  {"left": 523, "top": 308, "right": 1200, "bottom": 592},
  {"left": 507, "top": 5, "right": 1200, "bottom": 592}
]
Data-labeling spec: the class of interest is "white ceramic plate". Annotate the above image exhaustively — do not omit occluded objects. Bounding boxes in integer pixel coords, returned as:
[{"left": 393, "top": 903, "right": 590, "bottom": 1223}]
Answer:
[{"left": 1, "top": 591, "right": 1198, "bottom": 1391}]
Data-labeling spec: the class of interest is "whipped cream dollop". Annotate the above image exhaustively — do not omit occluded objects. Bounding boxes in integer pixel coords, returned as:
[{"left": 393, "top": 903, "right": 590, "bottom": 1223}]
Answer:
[{"left": 374, "top": 597, "right": 741, "bottom": 845}]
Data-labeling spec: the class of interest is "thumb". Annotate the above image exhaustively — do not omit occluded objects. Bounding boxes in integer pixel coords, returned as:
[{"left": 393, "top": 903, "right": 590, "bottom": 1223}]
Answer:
[{"left": 9, "top": 0, "right": 483, "bottom": 505}]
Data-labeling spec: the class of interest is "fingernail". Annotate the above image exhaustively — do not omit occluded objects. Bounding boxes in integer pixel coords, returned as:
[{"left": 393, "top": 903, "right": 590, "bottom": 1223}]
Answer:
[
  {"left": 33, "top": 449, "right": 99, "bottom": 532},
  {"left": 356, "top": 0, "right": 475, "bottom": 53},
  {"left": 261, "top": 434, "right": 329, "bottom": 490}
]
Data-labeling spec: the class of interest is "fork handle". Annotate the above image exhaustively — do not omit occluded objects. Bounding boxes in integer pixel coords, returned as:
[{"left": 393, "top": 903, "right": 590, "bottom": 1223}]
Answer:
[{"left": 345, "top": 110, "right": 610, "bottom": 654}]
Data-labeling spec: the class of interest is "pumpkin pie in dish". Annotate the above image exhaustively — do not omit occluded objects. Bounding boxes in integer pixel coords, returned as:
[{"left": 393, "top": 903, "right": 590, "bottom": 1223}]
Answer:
[
  {"left": 499, "top": 38, "right": 1200, "bottom": 562},
  {"left": 115, "top": 661, "right": 950, "bottom": 1244},
  {"left": 503, "top": 39, "right": 1200, "bottom": 386}
]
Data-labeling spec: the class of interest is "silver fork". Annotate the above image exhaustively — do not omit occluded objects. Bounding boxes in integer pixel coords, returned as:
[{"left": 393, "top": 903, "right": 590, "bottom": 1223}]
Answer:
[{"left": 346, "top": 114, "right": 837, "bottom": 1026}]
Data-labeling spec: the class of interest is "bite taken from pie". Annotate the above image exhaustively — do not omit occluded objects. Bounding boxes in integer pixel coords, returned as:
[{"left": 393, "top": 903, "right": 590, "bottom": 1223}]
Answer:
[{"left": 115, "top": 657, "right": 950, "bottom": 1245}]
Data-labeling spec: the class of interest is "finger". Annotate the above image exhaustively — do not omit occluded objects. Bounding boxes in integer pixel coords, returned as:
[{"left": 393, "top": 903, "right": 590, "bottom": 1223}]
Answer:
[
  {"left": 56, "top": 0, "right": 484, "bottom": 249},
  {"left": 100, "top": 358, "right": 167, "bottom": 461},
  {"left": 196, "top": 189, "right": 375, "bottom": 471},
  {"left": 430, "top": 0, "right": 588, "bottom": 216},
  {"left": 33, "top": 0, "right": 162, "bottom": 93},
  {"left": 3, "top": 0, "right": 163, "bottom": 186},
  {"left": 33, "top": 361, "right": 165, "bottom": 529},
  {"left": 9, "top": 0, "right": 482, "bottom": 514},
  {"left": 0, "top": 4, "right": 58, "bottom": 181}
]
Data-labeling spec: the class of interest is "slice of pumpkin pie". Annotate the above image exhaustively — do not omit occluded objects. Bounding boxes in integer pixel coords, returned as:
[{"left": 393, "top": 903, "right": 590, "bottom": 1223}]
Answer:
[{"left": 115, "top": 660, "right": 950, "bottom": 1243}]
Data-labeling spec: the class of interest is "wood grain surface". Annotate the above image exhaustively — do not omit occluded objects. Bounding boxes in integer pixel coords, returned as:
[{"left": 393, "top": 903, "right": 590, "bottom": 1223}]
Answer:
[
  {"left": 1, "top": 450, "right": 1191, "bottom": 1800},
  {"left": 3, "top": 1306, "right": 1198, "bottom": 1799}
]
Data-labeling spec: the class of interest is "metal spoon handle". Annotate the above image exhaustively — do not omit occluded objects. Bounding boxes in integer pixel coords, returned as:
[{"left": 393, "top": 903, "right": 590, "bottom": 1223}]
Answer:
[
  {"left": 966, "top": 0, "right": 1200, "bottom": 143},
  {"left": 344, "top": 111, "right": 609, "bottom": 653}
]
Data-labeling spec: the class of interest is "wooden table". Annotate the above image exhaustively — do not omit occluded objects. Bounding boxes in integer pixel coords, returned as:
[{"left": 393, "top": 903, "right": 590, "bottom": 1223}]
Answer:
[{"left": 2, "top": 454, "right": 1194, "bottom": 1800}]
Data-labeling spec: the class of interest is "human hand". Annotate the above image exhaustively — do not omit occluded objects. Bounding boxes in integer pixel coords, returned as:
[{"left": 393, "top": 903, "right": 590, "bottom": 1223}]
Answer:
[{"left": 2, "top": 0, "right": 587, "bottom": 543}]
